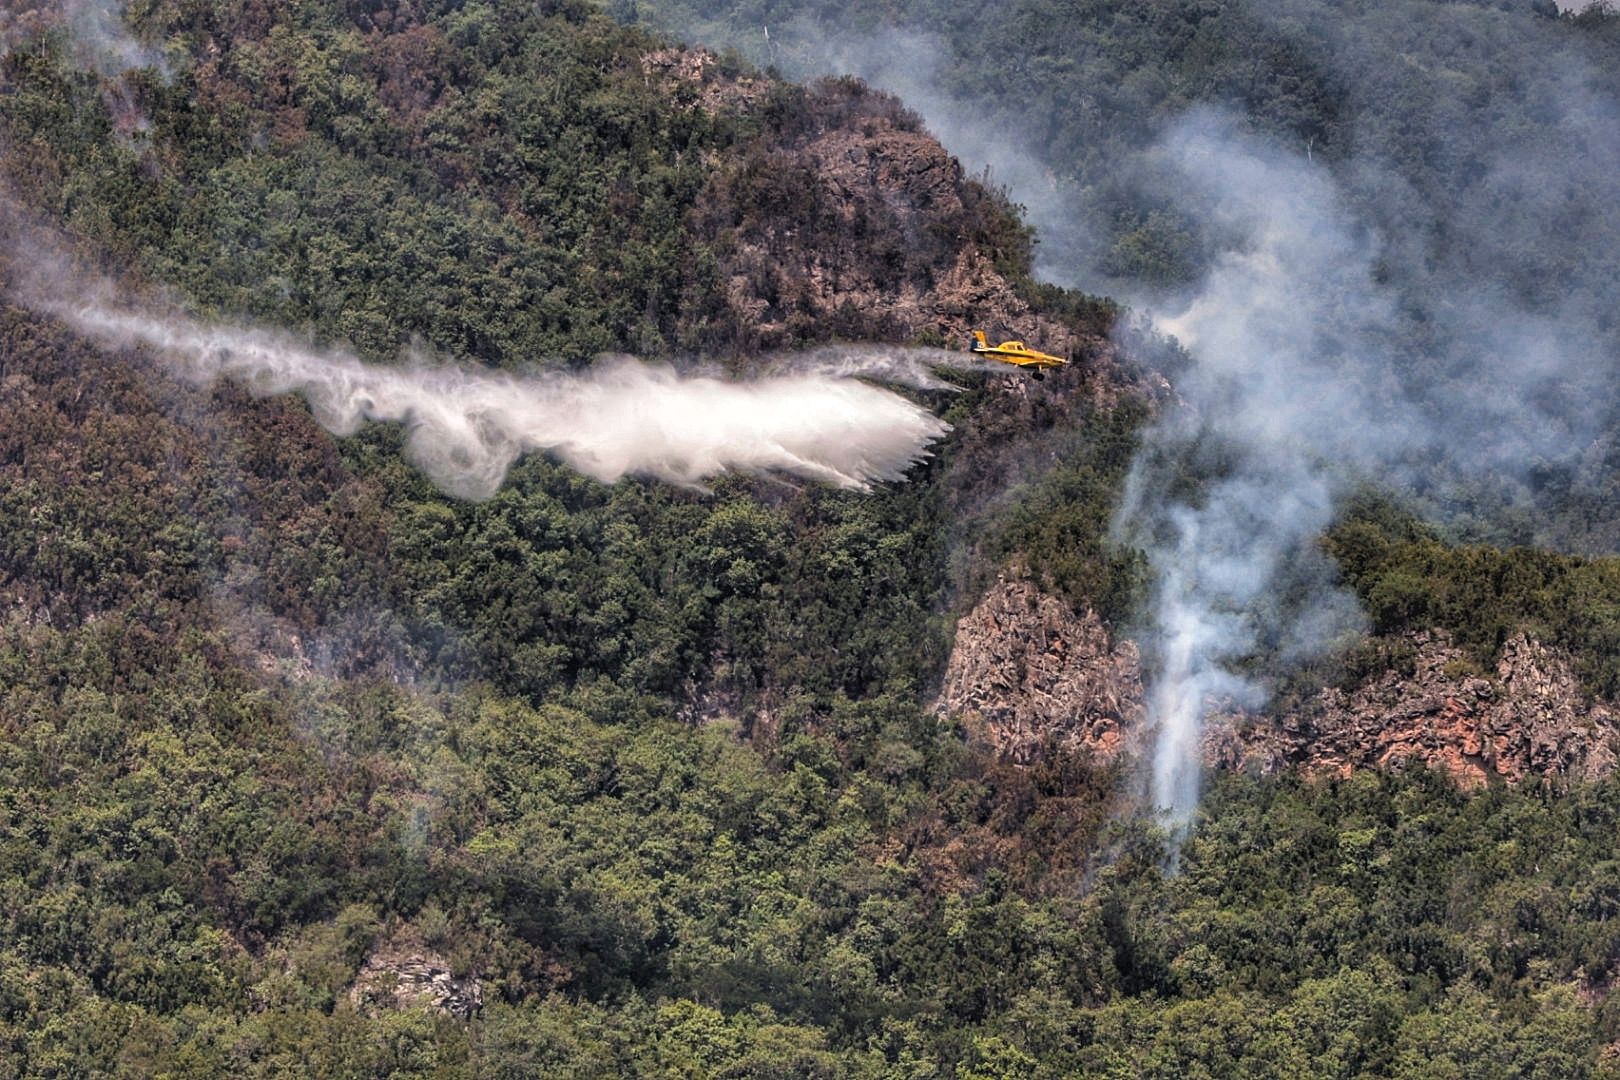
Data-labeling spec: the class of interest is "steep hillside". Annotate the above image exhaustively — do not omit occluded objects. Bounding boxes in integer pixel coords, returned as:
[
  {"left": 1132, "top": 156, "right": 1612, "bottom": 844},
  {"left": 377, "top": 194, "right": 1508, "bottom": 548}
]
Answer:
[
  {"left": 632, "top": 2, "right": 1620, "bottom": 560},
  {"left": 6, "top": 1, "right": 1620, "bottom": 1076},
  {"left": 0, "top": 1, "right": 1135, "bottom": 1073},
  {"left": 941, "top": 571, "right": 1620, "bottom": 787}
]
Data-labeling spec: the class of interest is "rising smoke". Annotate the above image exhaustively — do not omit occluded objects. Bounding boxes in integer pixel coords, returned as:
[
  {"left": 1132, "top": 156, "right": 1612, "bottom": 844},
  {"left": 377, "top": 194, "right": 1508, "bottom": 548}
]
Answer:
[
  {"left": 26, "top": 284, "right": 951, "bottom": 500},
  {"left": 1112, "top": 88, "right": 1620, "bottom": 827},
  {"left": 1111, "top": 111, "right": 1402, "bottom": 826},
  {"left": 650, "top": 0, "right": 1620, "bottom": 831},
  {"left": 1110, "top": 30, "right": 1620, "bottom": 826},
  {"left": 0, "top": 0, "right": 169, "bottom": 80}
]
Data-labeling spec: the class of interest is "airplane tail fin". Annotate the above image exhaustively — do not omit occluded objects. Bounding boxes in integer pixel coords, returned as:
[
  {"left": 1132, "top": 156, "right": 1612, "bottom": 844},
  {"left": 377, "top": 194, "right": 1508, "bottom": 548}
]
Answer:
[{"left": 970, "top": 330, "right": 988, "bottom": 350}]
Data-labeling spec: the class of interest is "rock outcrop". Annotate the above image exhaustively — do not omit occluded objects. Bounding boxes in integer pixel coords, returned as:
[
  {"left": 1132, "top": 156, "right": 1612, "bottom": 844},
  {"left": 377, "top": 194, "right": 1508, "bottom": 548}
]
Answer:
[
  {"left": 938, "top": 574, "right": 1142, "bottom": 763},
  {"left": 939, "top": 576, "right": 1620, "bottom": 786},
  {"left": 703, "top": 116, "right": 1087, "bottom": 353},
  {"left": 350, "top": 948, "right": 483, "bottom": 1019},
  {"left": 1207, "top": 631, "right": 1620, "bottom": 787},
  {"left": 654, "top": 51, "right": 1104, "bottom": 358},
  {"left": 640, "top": 47, "right": 771, "bottom": 114}
]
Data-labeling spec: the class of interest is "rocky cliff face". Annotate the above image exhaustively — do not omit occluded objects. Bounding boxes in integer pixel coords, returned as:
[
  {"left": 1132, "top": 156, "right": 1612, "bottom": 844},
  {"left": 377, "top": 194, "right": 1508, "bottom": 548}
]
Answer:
[
  {"left": 940, "top": 575, "right": 1620, "bottom": 785},
  {"left": 650, "top": 46, "right": 1102, "bottom": 357},
  {"left": 938, "top": 573, "right": 1142, "bottom": 763},
  {"left": 1206, "top": 631, "right": 1620, "bottom": 787}
]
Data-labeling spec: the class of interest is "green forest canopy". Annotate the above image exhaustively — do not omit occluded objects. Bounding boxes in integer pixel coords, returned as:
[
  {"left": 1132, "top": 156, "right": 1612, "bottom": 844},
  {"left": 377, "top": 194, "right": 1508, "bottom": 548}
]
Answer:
[{"left": 4, "top": 0, "right": 1620, "bottom": 1075}]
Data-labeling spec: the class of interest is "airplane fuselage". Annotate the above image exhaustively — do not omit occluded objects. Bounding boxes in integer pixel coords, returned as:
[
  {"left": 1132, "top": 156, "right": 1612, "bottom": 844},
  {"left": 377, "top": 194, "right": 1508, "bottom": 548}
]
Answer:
[{"left": 969, "top": 331, "right": 1067, "bottom": 371}]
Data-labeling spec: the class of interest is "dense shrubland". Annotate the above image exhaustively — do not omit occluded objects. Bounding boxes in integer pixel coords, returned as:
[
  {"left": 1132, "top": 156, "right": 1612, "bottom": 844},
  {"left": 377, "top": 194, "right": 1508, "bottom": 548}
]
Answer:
[
  {"left": 1327, "top": 496, "right": 1620, "bottom": 699},
  {"left": 6, "top": 0, "right": 1620, "bottom": 1075}
]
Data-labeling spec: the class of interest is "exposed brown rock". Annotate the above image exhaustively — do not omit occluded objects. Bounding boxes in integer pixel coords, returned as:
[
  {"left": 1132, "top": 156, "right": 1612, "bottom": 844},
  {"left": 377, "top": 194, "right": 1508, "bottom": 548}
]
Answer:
[
  {"left": 1208, "top": 631, "right": 1620, "bottom": 787},
  {"left": 938, "top": 573, "right": 1143, "bottom": 763},
  {"left": 710, "top": 124, "right": 1084, "bottom": 352},
  {"left": 939, "top": 576, "right": 1620, "bottom": 787},
  {"left": 687, "top": 75, "right": 1107, "bottom": 359},
  {"left": 640, "top": 47, "right": 770, "bottom": 115},
  {"left": 350, "top": 947, "right": 483, "bottom": 1019}
]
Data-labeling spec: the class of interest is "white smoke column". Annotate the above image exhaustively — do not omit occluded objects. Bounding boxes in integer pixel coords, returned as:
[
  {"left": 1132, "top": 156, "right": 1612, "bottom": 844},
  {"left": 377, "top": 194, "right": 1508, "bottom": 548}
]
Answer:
[
  {"left": 1129, "top": 464, "right": 1351, "bottom": 826},
  {"left": 0, "top": 0, "right": 169, "bottom": 80},
  {"left": 1115, "top": 112, "right": 1398, "bottom": 829},
  {"left": 38, "top": 294, "right": 950, "bottom": 499},
  {"left": 1123, "top": 99, "right": 1619, "bottom": 833}
]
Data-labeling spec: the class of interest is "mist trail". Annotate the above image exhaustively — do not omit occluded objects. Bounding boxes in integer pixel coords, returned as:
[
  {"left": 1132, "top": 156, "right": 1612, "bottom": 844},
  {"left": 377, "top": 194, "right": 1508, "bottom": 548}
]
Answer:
[
  {"left": 671, "top": 5, "right": 1620, "bottom": 838},
  {"left": 34, "top": 290, "right": 953, "bottom": 499},
  {"left": 779, "top": 342, "right": 1017, "bottom": 390}
]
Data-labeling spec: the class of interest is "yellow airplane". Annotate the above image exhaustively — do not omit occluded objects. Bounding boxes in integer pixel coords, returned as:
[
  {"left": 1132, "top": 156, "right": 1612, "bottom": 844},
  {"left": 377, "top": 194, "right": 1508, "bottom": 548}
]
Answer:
[{"left": 969, "top": 330, "right": 1068, "bottom": 377}]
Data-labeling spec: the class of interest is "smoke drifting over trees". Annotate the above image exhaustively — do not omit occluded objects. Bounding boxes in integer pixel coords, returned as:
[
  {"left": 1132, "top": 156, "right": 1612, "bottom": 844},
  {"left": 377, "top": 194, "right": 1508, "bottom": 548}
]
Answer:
[
  {"left": 11, "top": 0, "right": 1620, "bottom": 1072},
  {"left": 1, "top": 0, "right": 169, "bottom": 80},
  {"left": 638, "top": 0, "right": 1620, "bottom": 822}
]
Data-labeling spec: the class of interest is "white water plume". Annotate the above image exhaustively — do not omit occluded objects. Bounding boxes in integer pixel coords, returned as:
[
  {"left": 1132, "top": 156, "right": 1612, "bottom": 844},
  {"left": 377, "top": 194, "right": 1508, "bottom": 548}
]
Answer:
[
  {"left": 39, "top": 295, "right": 951, "bottom": 499},
  {"left": 774, "top": 342, "right": 1018, "bottom": 390}
]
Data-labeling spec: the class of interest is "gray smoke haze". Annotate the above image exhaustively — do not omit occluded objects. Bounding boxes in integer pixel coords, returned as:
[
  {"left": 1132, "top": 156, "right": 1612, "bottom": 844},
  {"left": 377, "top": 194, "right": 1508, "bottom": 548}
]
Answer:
[
  {"left": 649, "top": 2, "right": 1620, "bottom": 830},
  {"left": 61, "top": 0, "right": 167, "bottom": 79},
  {"left": 1122, "top": 95, "right": 1620, "bottom": 826},
  {"left": 1113, "top": 112, "right": 1404, "bottom": 826},
  {"left": 1115, "top": 14, "right": 1620, "bottom": 825},
  {"left": 0, "top": 0, "right": 169, "bottom": 80},
  {"left": 660, "top": 20, "right": 1097, "bottom": 287},
  {"left": 1114, "top": 84, "right": 1620, "bottom": 819},
  {"left": 1110, "top": 118, "right": 1356, "bottom": 823},
  {"left": 26, "top": 283, "right": 951, "bottom": 499}
]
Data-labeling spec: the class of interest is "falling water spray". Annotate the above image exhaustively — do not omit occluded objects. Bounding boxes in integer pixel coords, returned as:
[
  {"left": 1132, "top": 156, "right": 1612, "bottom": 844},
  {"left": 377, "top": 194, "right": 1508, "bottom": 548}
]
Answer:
[{"left": 26, "top": 286, "right": 952, "bottom": 499}]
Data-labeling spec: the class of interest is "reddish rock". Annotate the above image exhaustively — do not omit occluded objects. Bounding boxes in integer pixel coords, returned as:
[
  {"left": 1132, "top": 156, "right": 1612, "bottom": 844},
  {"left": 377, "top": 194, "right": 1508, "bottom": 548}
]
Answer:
[
  {"left": 668, "top": 60, "right": 1105, "bottom": 358},
  {"left": 1208, "top": 631, "right": 1620, "bottom": 786},
  {"left": 937, "top": 573, "right": 1143, "bottom": 763},
  {"left": 940, "top": 577, "right": 1620, "bottom": 787}
]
